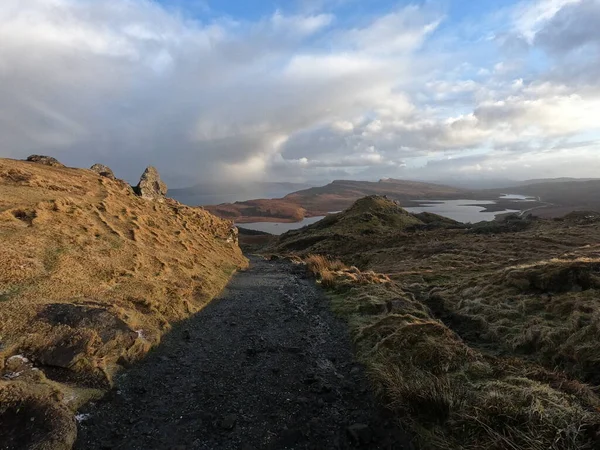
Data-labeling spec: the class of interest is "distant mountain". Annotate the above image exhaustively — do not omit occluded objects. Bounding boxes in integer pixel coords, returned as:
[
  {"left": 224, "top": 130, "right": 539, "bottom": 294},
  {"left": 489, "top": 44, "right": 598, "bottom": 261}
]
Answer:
[
  {"left": 285, "top": 179, "right": 466, "bottom": 213},
  {"left": 486, "top": 179, "right": 600, "bottom": 218},
  {"left": 204, "top": 178, "right": 468, "bottom": 223},
  {"left": 426, "top": 177, "right": 520, "bottom": 190},
  {"left": 516, "top": 177, "right": 600, "bottom": 186},
  {"left": 170, "top": 181, "right": 314, "bottom": 206}
]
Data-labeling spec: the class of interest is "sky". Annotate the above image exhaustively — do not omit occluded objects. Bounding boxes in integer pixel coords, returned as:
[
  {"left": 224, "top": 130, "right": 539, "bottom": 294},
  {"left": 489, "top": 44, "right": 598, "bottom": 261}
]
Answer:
[{"left": 1, "top": 0, "right": 599, "bottom": 187}]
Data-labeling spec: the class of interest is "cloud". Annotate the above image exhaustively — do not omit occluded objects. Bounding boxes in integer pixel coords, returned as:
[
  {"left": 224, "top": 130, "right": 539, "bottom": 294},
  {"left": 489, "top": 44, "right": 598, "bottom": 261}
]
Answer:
[
  {"left": 534, "top": 0, "right": 600, "bottom": 54},
  {"left": 0, "top": 0, "right": 598, "bottom": 186},
  {"left": 271, "top": 10, "right": 334, "bottom": 36},
  {"left": 344, "top": 5, "right": 442, "bottom": 54},
  {"left": 512, "top": 0, "right": 582, "bottom": 41}
]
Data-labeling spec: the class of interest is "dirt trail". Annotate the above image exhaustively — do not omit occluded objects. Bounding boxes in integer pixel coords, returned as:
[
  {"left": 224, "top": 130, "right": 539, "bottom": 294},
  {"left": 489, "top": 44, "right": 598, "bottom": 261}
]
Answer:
[{"left": 76, "top": 257, "right": 409, "bottom": 450}]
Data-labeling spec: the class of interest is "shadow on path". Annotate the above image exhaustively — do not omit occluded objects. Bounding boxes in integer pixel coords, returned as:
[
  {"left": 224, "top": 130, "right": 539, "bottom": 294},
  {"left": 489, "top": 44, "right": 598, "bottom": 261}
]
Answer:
[{"left": 76, "top": 257, "right": 410, "bottom": 450}]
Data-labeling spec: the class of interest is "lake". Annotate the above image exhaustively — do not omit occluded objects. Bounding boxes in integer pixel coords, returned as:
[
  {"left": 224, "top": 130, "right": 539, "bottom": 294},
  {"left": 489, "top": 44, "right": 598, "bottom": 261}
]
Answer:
[
  {"left": 238, "top": 216, "right": 326, "bottom": 235},
  {"left": 238, "top": 194, "right": 533, "bottom": 235},
  {"left": 404, "top": 199, "right": 520, "bottom": 223}
]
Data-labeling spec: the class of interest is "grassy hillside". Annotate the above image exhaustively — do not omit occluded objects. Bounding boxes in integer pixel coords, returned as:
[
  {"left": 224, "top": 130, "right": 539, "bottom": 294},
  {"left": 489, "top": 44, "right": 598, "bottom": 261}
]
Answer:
[
  {"left": 273, "top": 197, "right": 600, "bottom": 449},
  {"left": 205, "top": 179, "right": 467, "bottom": 223},
  {"left": 0, "top": 158, "right": 247, "bottom": 449},
  {"left": 272, "top": 196, "right": 462, "bottom": 262}
]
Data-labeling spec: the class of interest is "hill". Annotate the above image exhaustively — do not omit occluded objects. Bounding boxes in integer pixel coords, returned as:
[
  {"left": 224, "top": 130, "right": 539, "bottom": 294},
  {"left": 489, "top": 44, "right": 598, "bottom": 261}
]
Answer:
[
  {"left": 517, "top": 177, "right": 600, "bottom": 186},
  {"left": 170, "top": 181, "right": 313, "bottom": 207},
  {"left": 270, "top": 196, "right": 468, "bottom": 270},
  {"left": 268, "top": 197, "right": 600, "bottom": 449},
  {"left": 0, "top": 157, "right": 247, "bottom": 449},
  {"left": 205, "top": 179, "right": 467, "bottom": 223},
  {"left": 488, "top": 179, "right": 600, "bottom": 218}
]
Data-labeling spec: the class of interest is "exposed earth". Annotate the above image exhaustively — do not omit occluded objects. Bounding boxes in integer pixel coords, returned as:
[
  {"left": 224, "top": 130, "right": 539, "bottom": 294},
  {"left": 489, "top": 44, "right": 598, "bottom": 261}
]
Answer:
[{"left": 75, "top": 257, "right": 410, "bottom": 450}]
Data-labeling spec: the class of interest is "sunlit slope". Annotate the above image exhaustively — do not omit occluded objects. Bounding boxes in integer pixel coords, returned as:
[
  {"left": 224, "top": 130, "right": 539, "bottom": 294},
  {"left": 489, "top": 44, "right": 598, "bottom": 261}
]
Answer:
[{"left": 0, "top": 157, "right": 247, "bottom": 448}]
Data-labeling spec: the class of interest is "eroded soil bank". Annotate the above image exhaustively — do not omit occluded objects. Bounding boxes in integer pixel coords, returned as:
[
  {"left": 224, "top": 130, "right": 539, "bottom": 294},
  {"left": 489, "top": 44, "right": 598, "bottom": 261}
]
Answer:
[{"left": 76, "top": 257, "right": 409, "bottom": 450}]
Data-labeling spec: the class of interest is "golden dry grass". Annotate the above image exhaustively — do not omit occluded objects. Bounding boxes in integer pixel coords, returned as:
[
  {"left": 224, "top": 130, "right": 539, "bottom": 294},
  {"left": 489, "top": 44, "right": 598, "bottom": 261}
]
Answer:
[
  {"left": 0, "top": 157, "right": 248, "bottom": 446},
  {"left": 287, "top": 198, "right": 600, "bottom": 449},
  {"left": 314, "top": 267, "right": 600, "bottom": 450}
]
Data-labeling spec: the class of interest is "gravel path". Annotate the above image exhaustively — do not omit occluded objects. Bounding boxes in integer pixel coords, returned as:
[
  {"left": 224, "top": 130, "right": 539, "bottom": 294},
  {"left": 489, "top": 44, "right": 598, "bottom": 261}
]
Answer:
[{"left": 76, "top": 257, "right": 409, "bottom": 449}]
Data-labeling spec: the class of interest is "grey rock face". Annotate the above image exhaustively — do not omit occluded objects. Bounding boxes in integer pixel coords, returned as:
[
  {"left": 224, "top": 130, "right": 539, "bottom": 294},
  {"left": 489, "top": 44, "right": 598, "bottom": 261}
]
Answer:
[
  {"left": 26, "top": 155, "right": 65, "bottom": 168},
  {"left": 134, "top": 166, "right": 167, "bottom": 200},
  {"left": 90, "top": 164, "right": 115, "bottom": 179},
  {"left": 227, "top": 226, "right": 239, "bottom": 244}
]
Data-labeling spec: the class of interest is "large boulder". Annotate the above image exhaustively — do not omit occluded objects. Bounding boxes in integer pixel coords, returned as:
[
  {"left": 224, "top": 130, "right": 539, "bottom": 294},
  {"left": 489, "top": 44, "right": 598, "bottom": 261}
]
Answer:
[
  {"left": 134, "top": 166, "right": 167, "bottom": 201},
  {"left": 90, "top": 163, "right": 115, "bottom": 179},
  {"left": 32, "top": 304, "right": 138, "bottom": 378},
  {"left": 25, "top": 155, "right": 65, "bottom": 168}
]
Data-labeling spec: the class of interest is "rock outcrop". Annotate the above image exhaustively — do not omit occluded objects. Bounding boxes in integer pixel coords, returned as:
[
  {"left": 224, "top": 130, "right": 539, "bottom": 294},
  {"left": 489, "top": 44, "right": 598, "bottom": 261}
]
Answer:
[
  {"left": 134, "top": 166, "right": 167, "bottom": 201},
  {"left": 227, "top": 226, "right": 239, "bottom": 244},
  {"left": 34, "top": 304, "right": 139, "bottom": 376},
  {"left": 90, "top": 163, "right": 115, "bottom": 179},
  {"left": 26, "top": 155, "right": 65, "bottom": 168}
]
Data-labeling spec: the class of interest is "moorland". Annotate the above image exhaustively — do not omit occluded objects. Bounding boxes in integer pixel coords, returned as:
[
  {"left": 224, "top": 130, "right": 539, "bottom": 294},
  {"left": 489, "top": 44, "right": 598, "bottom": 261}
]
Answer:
[{"left": 265, "top": 196, "right": 600, "bottom": 449}]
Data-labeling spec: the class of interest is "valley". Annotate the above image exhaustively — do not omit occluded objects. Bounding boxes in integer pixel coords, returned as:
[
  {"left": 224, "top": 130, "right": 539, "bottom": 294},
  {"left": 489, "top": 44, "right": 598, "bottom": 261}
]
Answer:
[{"left": 199, "top": 178, "right": 599, "bottom": 225}]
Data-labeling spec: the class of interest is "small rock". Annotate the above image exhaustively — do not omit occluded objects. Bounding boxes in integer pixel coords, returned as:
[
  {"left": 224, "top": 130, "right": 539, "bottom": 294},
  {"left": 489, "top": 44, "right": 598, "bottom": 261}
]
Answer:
[
  {"left": 26, "top": 155, "right": 65, "bottom": 167},
  {"left": 277, "top": 429, "right": 305, "bottom": 447},
  {"left": 304, "top": 374, "right": 317, "bottom": 384},
  {"left": 4, "top": 355, "right": 30, "bottom": 372},
  {"left": 220, "top": 414, "right": 237, "bottom": 430},
  {"left": 90, "top": 164, "right": 115, "bottom": 179},
  {"left": 227, "top": 226, "right": 239, "bottom": 244},
  {"left": 134, "top": 386, "right": 147, "bottom": 395},
  {"left": 347, "top": 423, "right": 373, "bottom": 445},
  {"left": 350, "top": 366, "right": 361, "bottom": 375},
  {"left": 320, "top": 383, "right": 333, "bottom": 393}
]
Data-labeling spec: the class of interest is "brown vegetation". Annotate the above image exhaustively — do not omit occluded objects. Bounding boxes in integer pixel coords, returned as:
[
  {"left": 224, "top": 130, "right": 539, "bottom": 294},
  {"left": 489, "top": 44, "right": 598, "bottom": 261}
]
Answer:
[
  {"left": 0, "top": 157, "right": 247, "bottom": 447},
  {"left": 273, "top": 197, "right": 600, "bottom": 449},
  {"left": 205, "top": 198, "right": 308, "bottom": 223},
  {"left": 303, "top": 256, "right": 600, "bottom": 449}
]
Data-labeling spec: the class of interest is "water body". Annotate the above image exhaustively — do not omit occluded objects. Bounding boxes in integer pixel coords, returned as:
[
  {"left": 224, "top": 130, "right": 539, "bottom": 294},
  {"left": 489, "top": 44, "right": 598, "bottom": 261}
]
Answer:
[
  {"left": 239, "top": 195, "right": 533, "bottom": 234},
  {"left": 499, "top": 194, "right": 537, "bottom": 201},
  {"left": 404, "top": 197, "right": 522, "bottom": 223},
  {"left": 239, "top": 216, "right": 326, "bottom": 235}
]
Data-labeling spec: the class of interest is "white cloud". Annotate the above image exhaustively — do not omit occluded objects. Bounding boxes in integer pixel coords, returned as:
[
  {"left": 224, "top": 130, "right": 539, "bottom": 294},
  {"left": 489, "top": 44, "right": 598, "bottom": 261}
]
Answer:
[
  {"left": 513, "top": 0, "right": 582, "bottom": 41},
  {"left": 0, "top": 0, "right": 598, "bottom": 185},
  {"left": 345, "top": 5, "right": 442, "bottom": 54},
  {"left": 271, "top": 11, "right": 334, "bottom": 36}
]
